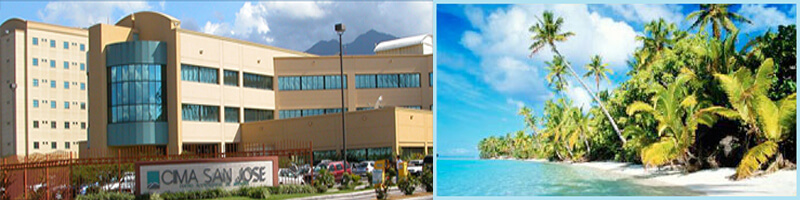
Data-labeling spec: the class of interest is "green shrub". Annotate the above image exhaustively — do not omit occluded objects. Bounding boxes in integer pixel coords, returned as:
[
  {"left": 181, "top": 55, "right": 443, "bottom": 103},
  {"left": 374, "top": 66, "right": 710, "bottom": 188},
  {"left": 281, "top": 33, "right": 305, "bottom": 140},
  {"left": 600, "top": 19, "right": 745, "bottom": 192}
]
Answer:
[
  {"left": 236, "top": 187, "right": 270, "bottom": 199},
  {"left": 397, "top": 176, "right": 418, "bottom": 195},
  {"left": 313, "top": 181, "right": 328, "bottom": 193},
  {"left": 374, "top": 186, "right": 388, "bottom": 199},
  {"left": 315, "top": 168, "right": 335, "bottom": 188},
  {"left": 272, "top": 185, "right": 316, "bottom": 195},
  {"left": 420, "top": 169, "right": 433, "bottom": 192},
  {"left": 77, "top": 192, "right": 135, "bottom": 200},
  {"left": 155, "top": 188, "right": 231, "bottom": 200},
  {"left": 366, "top": 171, "right": 373, "bottom": 186},
  {"left": 339, "top": 172, "right": 356, "bottom": 190}
]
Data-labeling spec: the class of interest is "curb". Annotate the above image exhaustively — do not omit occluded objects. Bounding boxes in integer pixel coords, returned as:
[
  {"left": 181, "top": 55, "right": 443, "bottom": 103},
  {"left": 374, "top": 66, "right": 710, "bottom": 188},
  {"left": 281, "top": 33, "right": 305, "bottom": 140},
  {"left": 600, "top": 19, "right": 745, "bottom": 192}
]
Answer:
[{"left": 287, "top": 187, "right": 399, "bottom": 200}]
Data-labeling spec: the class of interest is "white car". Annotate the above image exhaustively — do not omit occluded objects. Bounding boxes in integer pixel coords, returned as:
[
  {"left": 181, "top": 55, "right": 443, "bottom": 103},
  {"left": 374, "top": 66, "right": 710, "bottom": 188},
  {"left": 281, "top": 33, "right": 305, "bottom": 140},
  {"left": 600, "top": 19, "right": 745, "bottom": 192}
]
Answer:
[
  {"left": 353, "top": 161, "right": 375, "bottom": 177},
  {"left": 279, "top": 169, "right": 305, "bottom": 185},
  {"left": 101, "top": 173, "right": 135, "bottom": 193},
  {"left": 407, "top": 160, "right": 424, "bottom": 176}
]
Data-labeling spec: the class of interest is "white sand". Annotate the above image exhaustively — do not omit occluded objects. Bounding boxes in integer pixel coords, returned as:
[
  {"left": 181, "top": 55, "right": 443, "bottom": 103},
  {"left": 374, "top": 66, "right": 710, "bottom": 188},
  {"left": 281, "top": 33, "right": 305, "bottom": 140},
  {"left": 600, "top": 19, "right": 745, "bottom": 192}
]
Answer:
[{"left": 571, "top": 161, "right": 797, "bottom": 196}]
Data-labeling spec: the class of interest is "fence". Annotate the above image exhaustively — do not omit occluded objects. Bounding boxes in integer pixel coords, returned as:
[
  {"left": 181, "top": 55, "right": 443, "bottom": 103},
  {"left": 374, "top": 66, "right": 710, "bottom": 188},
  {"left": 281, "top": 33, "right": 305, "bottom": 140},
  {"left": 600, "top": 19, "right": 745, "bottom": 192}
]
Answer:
[{"left": 0, "top": 140, "right": 313, "bottom": 200}]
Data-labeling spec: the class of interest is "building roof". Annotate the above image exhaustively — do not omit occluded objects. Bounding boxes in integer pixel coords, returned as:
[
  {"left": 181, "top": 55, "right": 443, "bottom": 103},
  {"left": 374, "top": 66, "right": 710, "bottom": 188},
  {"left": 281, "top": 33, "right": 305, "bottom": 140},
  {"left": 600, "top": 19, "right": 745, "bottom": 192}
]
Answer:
[{"left": 373, "top": 34, "right": 432, "bottom": 53}]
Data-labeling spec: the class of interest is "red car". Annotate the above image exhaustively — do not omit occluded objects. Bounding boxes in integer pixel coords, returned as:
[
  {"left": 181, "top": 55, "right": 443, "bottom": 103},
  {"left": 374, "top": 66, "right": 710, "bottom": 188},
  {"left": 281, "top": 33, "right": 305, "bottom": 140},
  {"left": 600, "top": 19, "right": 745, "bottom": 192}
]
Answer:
[{"left": 321, "top": 161, "right": 352, "bottom": 182}]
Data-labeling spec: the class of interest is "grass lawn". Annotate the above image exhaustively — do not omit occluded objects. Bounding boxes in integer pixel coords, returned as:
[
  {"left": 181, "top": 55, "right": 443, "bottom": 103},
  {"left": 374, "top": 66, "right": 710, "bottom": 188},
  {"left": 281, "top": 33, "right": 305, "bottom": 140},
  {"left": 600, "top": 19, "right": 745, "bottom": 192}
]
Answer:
[{"left": 205, "top": 188, "right": 372, "bottom": 200}]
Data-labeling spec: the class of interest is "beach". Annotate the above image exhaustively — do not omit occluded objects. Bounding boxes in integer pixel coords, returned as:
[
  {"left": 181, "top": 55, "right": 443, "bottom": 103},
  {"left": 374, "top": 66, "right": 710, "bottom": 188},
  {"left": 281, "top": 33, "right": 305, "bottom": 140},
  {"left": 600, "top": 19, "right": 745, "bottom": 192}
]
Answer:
[{"left": 568, "top": 161, "right": 797, "bottom": 196}]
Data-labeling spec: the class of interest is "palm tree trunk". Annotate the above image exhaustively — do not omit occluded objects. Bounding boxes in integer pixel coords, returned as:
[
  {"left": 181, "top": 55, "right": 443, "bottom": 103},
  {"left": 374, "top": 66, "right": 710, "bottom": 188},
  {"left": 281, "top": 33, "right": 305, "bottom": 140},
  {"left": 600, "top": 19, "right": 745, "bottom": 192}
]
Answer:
[{"left": 553, "top": 50, "right": 627, "bottom": 145}]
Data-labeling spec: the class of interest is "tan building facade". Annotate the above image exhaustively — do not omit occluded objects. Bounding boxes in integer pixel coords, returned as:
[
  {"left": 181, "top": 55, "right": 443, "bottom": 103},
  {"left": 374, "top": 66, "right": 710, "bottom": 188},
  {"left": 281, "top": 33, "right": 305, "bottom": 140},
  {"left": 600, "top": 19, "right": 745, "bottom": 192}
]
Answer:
[{"left": 0, "top": 19, "right": 88, "bottom": 157}]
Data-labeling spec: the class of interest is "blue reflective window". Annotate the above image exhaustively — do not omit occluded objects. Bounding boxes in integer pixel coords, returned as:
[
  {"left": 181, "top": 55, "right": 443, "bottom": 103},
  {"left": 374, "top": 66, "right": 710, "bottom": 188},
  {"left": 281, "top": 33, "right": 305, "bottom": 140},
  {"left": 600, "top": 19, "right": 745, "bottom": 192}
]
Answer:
[
  {"left": 402, "top": 105, "right": 422, "bottom": 109},
  {"left": 50, "top": 60, "right": 56, "bottom": 68},
  {"left": 224, "top": 107, "right": 239, "bottom": 123},
  {"left": 324, "top": 75, "right": 346, "bottom": 89},
  {"left": 355, "top": 73, "right": 420, "bottom": 88},
  {"left": 50, "top": 40, "right": 55, "bottom": 48},
  {"left": 32, "top": 37, "right": 38, "bottom": 45},
  {"left": 64, "top": 61, "right": 69, "bottom": 69},
  {"left": 64, "top": 81, "right": 69, "bottom": 89},
  {"left": 80, "top": 83, "right": 85, "bottom": 90},
  {"left": 33, "top": 100, "right": 39, "bottom": 108},
  {"left": 278, "top": 75, "right": 346, "bottom": 91},
  {"left": 279, "top": 110, "right": 302, "bottom": 119},
  {"left": 244, "top": 108, "right": 273, "bottom": 122},
  {"left": 63, "top": 41, "right": 69, "bottom": 49},
  {"left": 243, "top": 73, "right": 272, "bottom": 90},
  {"left": 108, "top": 64, "right": 166, "bottom": 123},
  {"left": 32, "top": 58, "right": 38, "bottom": 66},
  {"left": 80, "top": 44, "right": 85, "bottom": 51},
  {"left": 80, "top": 63, "right": 85, "bottom": 71},
  {"left": 301, "top": 76, "right": 324, "bottom": 90},
  {"left": 182, "top": 104, "right": 219, "bottom": 122},
  {"left": 223, "top": 70, "right": 239, "bottom": 86},
  {"left": 355, "top": 75, "right": 376, "bottom": 88},
  {"left": 64, "top": 101, "right": 70, "bottom": 109},
  {"left": 278, "top": 76, "right": 301, "bottom": 91},
  {"left": 50, "top": 101, "right": 56, "bottom": 108},
  {"left": 279, "top": 108, "right": 343, "bottom": 119},
  {"left": 50, "top": 80, "right": 56, "bottom": 88},
  {"left": 181, "top": 64, "right": 218, "bottom": 84},
  {"left": 32, "top": 79, "right": 38, "bottom": 87},
  {"left": 429, "top": 72, "right": 433, "bottom": 87}
]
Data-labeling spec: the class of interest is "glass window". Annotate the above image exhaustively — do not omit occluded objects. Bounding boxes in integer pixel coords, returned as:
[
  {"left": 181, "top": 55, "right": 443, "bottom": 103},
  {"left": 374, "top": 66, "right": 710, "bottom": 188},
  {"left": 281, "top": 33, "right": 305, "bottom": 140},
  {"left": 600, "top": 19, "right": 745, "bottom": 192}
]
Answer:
[
  {"left": 402, "top": 105, "right": 422, "bottom": 109},
  {"left": 50, "top": 101, "right": 56, "bottom": 109},
  {"left": 51, "top": 142, "right": 56, "bottom": 149},
  {"left": 51, "top": 121, "right": 56, "bottom": 129},
  {"left": 50, "top": 60, "right": 56, "bottom": 68},
  {"left": 377, "top": 74, "right": 399, "bottom": 88},
  {"left": 429, "top": 72, "right": 433, "bottom": 87},
  {"left": 80, "top": 44, "right": 85, "bottom": 51},
  {"left": 64, "top": 81, "right": 69, "bottom": 89},
  {"left": 81, "top": 122, "right": 86, "bottom": 129},
  {"left": 80, "top": 63, "right": 85, "bottom": 71},
  {"left": 224, "top": 107, "right": 240, "bottom": 123},
  {"left": 33, "top": 100, "right": 39, "bottom": 108},
  {"left": 224, "top": 70, "right": 239, "bottom": 86},
  {"left": 63, "top": 41, "right": 69, "bottom": 49},
  {"left": 80, "top": 83, "right": 85, "bottom": 90},
  {"left": 356, "top": 75, "right": 376, "bottom": 88},
  {"left": 244, "top": 108, "right": 273, "bottom": 122},
  {"left": 64, "top": 121, "right": 70, "bottom": 129},
  {"left": 399, "top": 73, "right": 420, "bottom": 87},
  {"left": 33, "top": 79, "right": 38, "bottom": 87},
  {"left": 64, "top": 61, "right": 69, "bottom": 69},
  {"left": 81, "top": 102, "right": 86, "bottom": 110},
  {"left": 32, "top": 37, "right": 38, "bottom": 45},
  {"left": 33, "top": 142, "right": 39, "bottom": 149},
  {"left": 182, "top": 104, "right": 219, "bottom": 122},
  {"left": 278, "top": 76, "right": 301, "bottom": 91},
  {"left": 65, "top": 142, "right": 71, "bottom": 149},
  {"left": 33, "top": 121, "right": 39, "bottom": 128},
  {"left": 64, "top": 101, "right": 70, "bottom": 109},
  {"left": 108, "top": 64, "right": 166, "bottom": 123},
  {"left": 302, "top": 109, "right": 325, "bottom": 117},
  {"left": 325, "top": 75, "right": 346, "bottom": 89},
  {"left": 50, "top": 80, "right": 56, "bottom": 88},
  {"left": 50, "top": 40, "right": 55, "bottom": 48},
  {"left": 301, "top": 76, "right": 324, "bottom": 90},
  {"left": 181, "top": 64, "right": 218, "bottom": 84},
  {"left": 243, "top": 73, "right": 272, "bottom": 90},
  {"left": 279, "top": 110, "right": 302, "bottom": 119},
  {"left": 32, "top": 58, "right": 38, "bottom": 66}
]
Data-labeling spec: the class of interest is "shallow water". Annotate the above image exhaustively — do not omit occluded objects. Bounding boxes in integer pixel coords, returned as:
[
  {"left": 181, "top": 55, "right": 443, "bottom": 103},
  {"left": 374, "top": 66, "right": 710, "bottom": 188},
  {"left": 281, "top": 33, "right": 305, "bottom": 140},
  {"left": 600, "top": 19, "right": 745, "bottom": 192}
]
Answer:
[{"left": 437, "top": 159, "right": 704, "bottom": 196}]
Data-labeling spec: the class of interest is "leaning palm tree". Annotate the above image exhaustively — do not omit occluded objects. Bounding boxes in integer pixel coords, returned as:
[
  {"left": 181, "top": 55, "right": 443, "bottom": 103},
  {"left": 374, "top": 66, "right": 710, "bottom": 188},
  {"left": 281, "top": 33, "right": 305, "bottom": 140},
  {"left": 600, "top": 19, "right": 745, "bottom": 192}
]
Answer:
[
  {"left": 545, "top": 55, "right": 569, "bottom": 94},
  {"left": 518, "top": 106, "right": 540, "bottom": 136},
  {"left": 583, "top": 55, "right": 613, "bottom": 93},
  {"left": 686, "top": 4, "right": 751, "bottom": 39},
  {"left": 529, "top": 10, "right": 627, "bottom": 145}
]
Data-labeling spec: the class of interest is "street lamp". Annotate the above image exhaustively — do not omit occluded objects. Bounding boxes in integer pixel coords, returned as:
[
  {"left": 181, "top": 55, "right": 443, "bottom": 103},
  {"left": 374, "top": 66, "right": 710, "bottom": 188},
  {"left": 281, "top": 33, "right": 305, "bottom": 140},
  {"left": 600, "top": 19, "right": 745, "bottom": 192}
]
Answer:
[{"left": 335, "top": 23, "right": 347, "bottom": 164}]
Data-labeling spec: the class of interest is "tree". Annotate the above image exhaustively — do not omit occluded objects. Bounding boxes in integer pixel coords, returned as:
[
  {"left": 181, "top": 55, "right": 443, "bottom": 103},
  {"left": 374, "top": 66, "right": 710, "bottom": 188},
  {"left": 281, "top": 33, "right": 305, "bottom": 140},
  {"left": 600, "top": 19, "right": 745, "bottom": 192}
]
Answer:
[
  {"left": 529, "top": 10, "right": 627, "bottom": 145},
  {"left": 584, "top": 55, "right": 613, "bottom": 93},
  {"left": 545, "top": 55, "right": 569, "bottom": 94},
  {"left": 686, "top": 4, "right": 751, "bottom": 39}
]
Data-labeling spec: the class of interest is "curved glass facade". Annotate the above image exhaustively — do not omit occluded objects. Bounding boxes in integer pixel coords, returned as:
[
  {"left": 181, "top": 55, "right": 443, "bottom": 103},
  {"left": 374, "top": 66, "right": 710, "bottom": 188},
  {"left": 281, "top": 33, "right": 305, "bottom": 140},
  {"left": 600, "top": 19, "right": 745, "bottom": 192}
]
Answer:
[{"left": 108, "top": 64, "right": 165, "bottom": 123}]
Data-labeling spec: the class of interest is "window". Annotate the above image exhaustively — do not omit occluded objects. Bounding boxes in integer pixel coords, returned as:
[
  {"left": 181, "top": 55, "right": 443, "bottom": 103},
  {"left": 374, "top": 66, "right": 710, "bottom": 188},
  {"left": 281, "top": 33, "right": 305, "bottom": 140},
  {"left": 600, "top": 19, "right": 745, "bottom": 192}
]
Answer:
[
  {"left": 181, "top": 64, "right": 218, "bottom": 84},
  {"left": 50, "top": 39, "right": 55, "bottom": 48},
  {"left": 65, "top": 142, "right": 71, "bottom": 149},
  {"left": 51, "top": 142, "right": 56, "bottom": 149},
  {"left": 32, "top": 37, "right": 38, "bottom": 45},
  {"left": 64, "top": 101, "right": 70, "bottom": 109},
  {"left": 243, "top": 73, "right": 272, "bottom": 90},
  {"left": 33, "top": 79, "right": 38, "bottom": 87},
  {"left": 51, "top": 121, "right": 56, "bottom": 129},
  {"left": 80, "top": 83, "right": 85, "bottom": 90},
  {"left": 50, "top": 80, "right": 56, "bottom": 88},
  {"left": 50, "top": 60, "right": 55, "bottom": 68},
  {"left": 80, "top": 44, "right": 85, "bottom": 51},
  {"left": 81, "top": 102, "right": 86, "bottom": 110},
  {"left": 81, "top": 122, "right": 86, "bottom": 129},
  {"left": 429, "top": 72, "right": 433, "bottom": 87},
  {"left": 279, "top": 110, "right": 302, "bottom": 119},
  {"left": 356, "top": 73, "right": 420, "bottom": 88},
  {"left": 63, "top": 41, "right": 69, "bottom": 49},
  {"left": 325, "top": 75, "right": 346, "bottom": 89},
  {"left": 278, "top": 76, "right": 300, "bottom": 90},
  {"left": 33, "top": 121, "right": 39, "bottom": 128},
  {"left": 33, "top": 142, "right": 39, "bottom": 149},
  {"left": 64, "top": 81, "right": 69, "bottom": 89},
  {"left": 108, "top": 64, "right": 166, "bottom": 123},
  {"left": 223, "top": 70, "right": 239, "bottom": 86},
  {"left": 33, "top": 58, "right": 38, "bottom": 66},
  {"left": 80, "top": 63, "right": 85, "bottom": 71},
  {"left": 279, "top": 75, "right": 346, "bottom": 91},
  {"left": 357, "top": 107, "right": 374, "bottom": 111},
  {"left": 402, "top": 105, "right": 422, "bottom": 110},
  {"left": 64, "top": 61, "right": 69, "bottom": 69},
  {"left": 301, "top": 76, "right": 324, "bottom": 90},
  {"left": 182, "top": 104, "right": 219, "bottom": 122},
  {"left": 33, "top": 100, "right": 39, "bottom": 108},
  {"left": 224, "top": 107, "right": 239, "bottom": 123},
  {"left": 64, "top": 121, "right": 70, "bottom": 129},
  {"left": 244, "top": 108, "right": 273, "bottom": 122},
  {"left": 50, "top": 101, "right": 56, "bottom": 109}
]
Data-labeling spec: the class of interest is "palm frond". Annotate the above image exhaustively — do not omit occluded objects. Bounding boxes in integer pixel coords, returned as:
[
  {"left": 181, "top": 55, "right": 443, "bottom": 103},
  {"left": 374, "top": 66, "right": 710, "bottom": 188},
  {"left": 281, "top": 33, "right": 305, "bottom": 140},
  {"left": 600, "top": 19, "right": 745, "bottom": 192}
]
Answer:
[
  {"left": 735, "top": 141, "right": 778, "bottom": 180},
  {"left": 641, "top": 139, "right": 680, "bottom": 168},
  {"left": 627, "top": 101, "right": 655, "bottom": 116}
]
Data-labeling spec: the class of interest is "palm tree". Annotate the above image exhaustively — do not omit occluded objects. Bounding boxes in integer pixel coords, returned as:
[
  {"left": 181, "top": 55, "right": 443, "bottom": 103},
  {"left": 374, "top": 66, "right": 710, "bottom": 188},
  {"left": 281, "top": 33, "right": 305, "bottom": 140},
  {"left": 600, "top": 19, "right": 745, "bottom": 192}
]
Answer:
[
  {"left": 686, "top": 4, "right": 751, "bottom": 39},
  {"left": 518, "top": 106, "right": 540, "bottom": 136},
  {"left": 545, "top": 55, "right": 569, "bottom": 94},
  {"left": 635, "top": 19, "right": 683, "bottom": 68},
  {"left": 529, "top": 10, "right": 627, "bottom": 145},
  {"left": 583, "top": 55, "right": 613, "bottom": 93}
]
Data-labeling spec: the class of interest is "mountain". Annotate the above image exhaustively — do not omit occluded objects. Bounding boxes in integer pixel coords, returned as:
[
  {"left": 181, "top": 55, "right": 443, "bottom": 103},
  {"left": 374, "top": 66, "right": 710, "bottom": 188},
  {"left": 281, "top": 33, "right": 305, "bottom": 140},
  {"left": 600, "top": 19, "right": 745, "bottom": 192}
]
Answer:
[{"left": 305, "top": 30, "right": 397, "bottom": 55}]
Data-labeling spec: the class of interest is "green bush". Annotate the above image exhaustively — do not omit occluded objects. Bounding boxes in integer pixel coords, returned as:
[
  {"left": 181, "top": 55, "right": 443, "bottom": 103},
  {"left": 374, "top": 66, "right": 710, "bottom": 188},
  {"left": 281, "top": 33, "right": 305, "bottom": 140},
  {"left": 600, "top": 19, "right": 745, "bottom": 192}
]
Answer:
[
  {"left": 272, "top": 185, "right": 316, "bottom": 194},
  {"left": 313, "top": 181, "right": 328, "bottom": 193},
  {"left": 397, "top": 176, "right": 418, "bottom": 195},
  {"left": 366, "top": 171, "right": 373, "bottom": 187},
  {"left": 374, "top": 186, "right": 388, "bottom": 199},
  {"left": 77, "top": 192, "right": 135, "bottom": 200},
  {"left": 420, "top": 169, "right": 433, "bottom": 192},
  {"left": 315, "top": 168, "right": 335, "bottom": 188},
  {"left": 236, "top": 187, "right": 270, "bottom": 199},
  {"left": 155, "top": 188, "right": 231, "bottom": 200},
  {"left": 339, "top": 172, "right": 356, "bottom": 190}
]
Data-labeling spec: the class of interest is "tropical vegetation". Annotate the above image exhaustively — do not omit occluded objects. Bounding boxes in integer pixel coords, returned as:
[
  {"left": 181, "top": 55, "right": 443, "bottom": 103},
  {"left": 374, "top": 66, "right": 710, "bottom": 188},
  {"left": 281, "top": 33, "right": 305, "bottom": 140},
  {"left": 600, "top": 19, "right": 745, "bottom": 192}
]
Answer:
[{"left": 478, "top": 5, "right": 796, "bottom": 180}]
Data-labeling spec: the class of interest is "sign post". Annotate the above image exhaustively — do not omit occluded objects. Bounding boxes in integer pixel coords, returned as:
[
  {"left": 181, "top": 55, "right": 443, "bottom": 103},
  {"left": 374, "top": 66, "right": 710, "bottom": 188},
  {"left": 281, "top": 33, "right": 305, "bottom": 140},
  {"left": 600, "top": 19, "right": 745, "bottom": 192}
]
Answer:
[{"left": 135, "top": 156, "right": 279, "bottom": 195}]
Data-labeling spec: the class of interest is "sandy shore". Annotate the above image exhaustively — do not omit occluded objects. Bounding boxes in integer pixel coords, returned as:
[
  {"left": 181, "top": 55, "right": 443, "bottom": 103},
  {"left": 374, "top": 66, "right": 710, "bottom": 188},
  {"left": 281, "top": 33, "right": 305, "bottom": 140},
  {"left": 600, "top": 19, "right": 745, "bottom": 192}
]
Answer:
[{"left": 569, "top": 161, "right": 797, "bottom": 196}]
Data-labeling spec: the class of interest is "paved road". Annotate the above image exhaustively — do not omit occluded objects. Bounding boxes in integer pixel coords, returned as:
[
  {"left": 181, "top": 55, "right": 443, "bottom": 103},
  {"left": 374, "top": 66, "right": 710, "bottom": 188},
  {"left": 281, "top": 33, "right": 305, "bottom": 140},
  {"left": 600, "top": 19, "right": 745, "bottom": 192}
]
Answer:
[{"left": 288, "top": 187, "right": 432, "bottom": 200}]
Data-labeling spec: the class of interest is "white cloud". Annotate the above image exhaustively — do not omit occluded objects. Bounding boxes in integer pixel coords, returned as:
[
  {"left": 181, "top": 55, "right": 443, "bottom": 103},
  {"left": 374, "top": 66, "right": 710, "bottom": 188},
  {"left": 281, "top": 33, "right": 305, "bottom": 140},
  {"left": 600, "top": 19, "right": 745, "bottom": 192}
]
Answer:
[
  {"left": 506, "top": 98, "right": 525, "bottom": 109},
  {"left": 38, "top": 1, "right": 152, "bottom": 28},
  {"left": 605, "top": 4, "right": 684, "bottom": 24},
  {"left": 460, "top": 4, "right": 639, "bottom": 106},
  {"left": 737, "top": 4, "right": 796, "bottom": 33},
  {"left": 565, "top": 84, "right": 593, "bottom": 111},
  {"left": 201, "top": 1, "right": 432, "bottom": 51},
  {"left": 202, "top": 21, "right": 230, "bottom": 35},
  {"left": 159, "top": 1, "right": 166, "bottom": 10}
]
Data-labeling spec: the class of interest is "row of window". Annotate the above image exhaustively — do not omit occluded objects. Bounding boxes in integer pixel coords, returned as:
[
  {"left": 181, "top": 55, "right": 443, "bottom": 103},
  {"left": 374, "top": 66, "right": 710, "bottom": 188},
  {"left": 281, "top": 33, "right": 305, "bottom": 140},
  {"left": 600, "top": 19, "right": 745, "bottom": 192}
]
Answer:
[
  {"left": 31, "top": 58, "right": 86, "bottom": 70},
  {"left": 181, "top": 64, "right": 274, "bottom": 90},
  {"left": 182, "top": 104, "right": 274, "bottom": 123},
  {"left": 355, "top": 73, "right": 421, "bottom": 88},
  {"left": 279, "top": 108, "right": 344, "bottom": 119},
  {"left": 108, "top": 64, "right": 166, "bottom": 124},
  {"left": 32, "top": 141, "right": 77, "bottom": 150},
  {"left": 356, "top": 105, "right": 424, "bottom": 111},
  {"left": 32, "top": 120, "right": 86, "bottom": 130},
  {"left": 32, "top": 100, "right": 86, "bottom": 110},
  {"left": 278, "top": 75, "right": 346, "bottom": 91},
  {"left": 32, "top": 37, "right": 85, "bottom": 51},
  {"left": 32, "top": 79, "right": 85, "bottom": 90}
]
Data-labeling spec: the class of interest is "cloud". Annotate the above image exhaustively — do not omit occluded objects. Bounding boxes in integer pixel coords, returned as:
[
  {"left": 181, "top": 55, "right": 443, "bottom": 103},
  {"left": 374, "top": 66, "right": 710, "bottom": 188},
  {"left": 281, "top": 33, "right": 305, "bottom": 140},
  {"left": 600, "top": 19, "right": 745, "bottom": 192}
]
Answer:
[
  {"left": 459, "top": 4, "right": 639, "bottom": 108},
  {"left": 602, "top": 4, "right": 684, "bottom": 25},
  {"left": 737, "top": 4, "right": 797, "bottom": 33},
  {"left": 565, "top": 84, "right": 593, "bottom": 111},
  {"left": 506, "top": 98, "right": 525, "bottom": 109},
  {"left": 38, "top": 1, "right": 152, "bottom": 28},
  {"left": 200, "top": 1, "right": 432, "bottom": 52},
  {"left": 159, "top": 1, "right": 165, "bottom": 10}
]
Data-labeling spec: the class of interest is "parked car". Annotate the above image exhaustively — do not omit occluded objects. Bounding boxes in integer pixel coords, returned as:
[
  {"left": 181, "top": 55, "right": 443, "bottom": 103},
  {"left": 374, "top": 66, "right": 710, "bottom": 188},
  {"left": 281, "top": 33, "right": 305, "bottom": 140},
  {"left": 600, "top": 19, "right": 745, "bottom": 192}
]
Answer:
[
  {"left": 279, "top": 168, "right": 305, "bottom": 185},
  {"left": 353, "top": 161, "right": 375, "bottom": 177},
  {"left": 407, "top": 160, "right": 424, "bottom": 176},
  {"left": 315, "top": 161, "right": 352, "bottom": 183},
  {"left": 101, "top": 172, "right": 135, "bottom": 193}
]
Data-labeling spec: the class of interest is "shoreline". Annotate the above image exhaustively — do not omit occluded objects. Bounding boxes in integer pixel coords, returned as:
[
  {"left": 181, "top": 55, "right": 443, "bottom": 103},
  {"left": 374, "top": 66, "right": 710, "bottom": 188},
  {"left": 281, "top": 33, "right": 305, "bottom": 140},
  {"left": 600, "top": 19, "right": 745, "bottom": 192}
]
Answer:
[{"left": 478, "top": 157, "right": 797, "bottom": 196}]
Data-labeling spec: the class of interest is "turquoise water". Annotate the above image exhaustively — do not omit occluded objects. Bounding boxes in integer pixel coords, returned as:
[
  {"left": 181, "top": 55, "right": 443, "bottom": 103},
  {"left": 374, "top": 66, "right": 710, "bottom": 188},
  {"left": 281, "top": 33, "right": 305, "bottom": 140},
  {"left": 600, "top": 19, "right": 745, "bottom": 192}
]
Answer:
[{"left": 437, "top": 159, "right": 704, "bottom": 196}]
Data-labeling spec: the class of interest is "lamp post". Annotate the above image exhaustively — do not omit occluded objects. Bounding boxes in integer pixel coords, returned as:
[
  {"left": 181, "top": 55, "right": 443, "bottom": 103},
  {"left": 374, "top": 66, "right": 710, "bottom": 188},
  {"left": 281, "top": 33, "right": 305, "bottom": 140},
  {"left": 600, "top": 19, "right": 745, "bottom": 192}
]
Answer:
[{"left": 335, "top": 23, "right": 347, "bottom": 163}]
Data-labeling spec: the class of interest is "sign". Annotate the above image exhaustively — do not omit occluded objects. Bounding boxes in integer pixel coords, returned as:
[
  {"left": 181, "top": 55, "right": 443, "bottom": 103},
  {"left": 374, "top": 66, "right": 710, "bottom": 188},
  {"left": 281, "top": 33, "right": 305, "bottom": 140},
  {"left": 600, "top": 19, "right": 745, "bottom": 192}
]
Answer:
[
  {"left": 135, "top": 157, "right": 278, "bottom": 195},
  {"left": 372, "top": 169, "right": 384, "bottom": 185}
]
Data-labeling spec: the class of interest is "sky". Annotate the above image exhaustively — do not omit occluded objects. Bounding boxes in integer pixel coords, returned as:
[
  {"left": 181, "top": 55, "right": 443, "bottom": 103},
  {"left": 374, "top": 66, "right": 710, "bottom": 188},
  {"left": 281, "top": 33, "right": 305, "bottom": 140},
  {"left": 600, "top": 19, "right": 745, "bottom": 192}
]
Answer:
[
  {"left": 436, "top": 4, "right": 797, "bottom": 158},
  {"left": 0, "top": 1, "right": 432, "bottom": 52}
]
